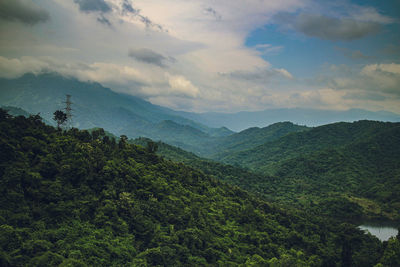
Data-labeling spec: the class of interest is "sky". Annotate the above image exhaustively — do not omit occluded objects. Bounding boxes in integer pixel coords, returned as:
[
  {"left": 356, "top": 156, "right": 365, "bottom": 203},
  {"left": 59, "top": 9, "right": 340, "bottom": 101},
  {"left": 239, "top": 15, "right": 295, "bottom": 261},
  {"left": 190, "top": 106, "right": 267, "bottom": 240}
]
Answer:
[{"left": 0, "top": 0, "right": 399, "bottom": 113}]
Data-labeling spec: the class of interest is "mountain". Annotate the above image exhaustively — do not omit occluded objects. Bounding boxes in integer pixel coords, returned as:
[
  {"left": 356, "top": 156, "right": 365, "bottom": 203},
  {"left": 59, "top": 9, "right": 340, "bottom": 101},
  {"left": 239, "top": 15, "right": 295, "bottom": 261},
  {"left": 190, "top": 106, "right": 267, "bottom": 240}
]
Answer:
[
  {"left": 0, "top": 106, "right": 31, "bottom": 118},
  {"left": 178, "top": 108, "right": 400, "bottom": 131},
  {"left": 0, "top": 109, "right": 388, "bottom": 266},
  {"left": 0, "top": 73, "right": 232, "bottom": 146},
  {"left": 206, "top": 121, "right": 310, "bottom": 158},
  {"left": 216, "top": 120, "right": 400, "bottom": 219},
  {"left": 132, "top": 137, "right": 274, "bottom": 198},
  {"left": 151, "top": 121, "right": 310, "bottom": 157}
]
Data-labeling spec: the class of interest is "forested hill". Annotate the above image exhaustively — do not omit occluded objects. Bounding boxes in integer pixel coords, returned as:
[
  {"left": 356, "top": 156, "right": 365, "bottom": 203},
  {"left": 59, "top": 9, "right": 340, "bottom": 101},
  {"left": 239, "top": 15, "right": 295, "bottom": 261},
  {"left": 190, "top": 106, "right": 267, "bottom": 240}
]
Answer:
[
  {"left": 216, "top": 120, "right": 399, "bottom": 167},
  {"left": 216, "top": 120, "right": 400, "bottom": 219},
  {"left": 206, "top": 121, "right": 309, "bottom": 158},
  {"left": 1, "top": 110, "right": 394, "bottom": 266}
]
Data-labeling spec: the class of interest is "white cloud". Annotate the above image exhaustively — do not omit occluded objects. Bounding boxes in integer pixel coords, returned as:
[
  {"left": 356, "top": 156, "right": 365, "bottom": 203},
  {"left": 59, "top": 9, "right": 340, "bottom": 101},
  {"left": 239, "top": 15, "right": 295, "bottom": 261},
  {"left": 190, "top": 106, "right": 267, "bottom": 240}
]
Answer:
[
  {"left": 352, "top": 6, "right": 396, "bottom": 24},
  {"left": 361, "top": 63, "right": 400, "bottom": 75},
  {"left": 167, "top": 74, "right": 199, "bottom": 98},
  {"left": 1, "top": 0, "right": 399, "bottom": 114},
  {"left": 275, "top": 68, "right": 293, "bottom": 79},
  {"left": 0, "top": 55, "right": 166, "bottom": 91},
  {"left": 254, "top": 44, "right": 284, "bottom": 55},
  {"left": 0, "top": 56, "right": 49, "bottom": 78}
]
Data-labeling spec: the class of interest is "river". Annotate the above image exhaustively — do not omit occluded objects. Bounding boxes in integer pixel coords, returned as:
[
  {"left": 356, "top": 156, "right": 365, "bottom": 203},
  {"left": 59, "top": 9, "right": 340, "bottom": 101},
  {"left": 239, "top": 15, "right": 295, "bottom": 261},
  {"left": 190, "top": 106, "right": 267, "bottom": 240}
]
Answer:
[{"left": 359, "top": 221, "right": 399, "bottom": 241}]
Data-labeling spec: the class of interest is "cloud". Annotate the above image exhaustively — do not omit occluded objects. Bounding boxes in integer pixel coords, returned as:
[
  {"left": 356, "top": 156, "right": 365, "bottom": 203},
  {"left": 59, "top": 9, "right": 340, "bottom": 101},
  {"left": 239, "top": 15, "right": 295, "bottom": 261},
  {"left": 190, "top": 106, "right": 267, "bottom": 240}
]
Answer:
[
  {"left": 73, "top": 0, "right": 111, "bottom": 13},
  {"left": 288, "top": 88, "right": 348, "bottom": 110},
  {"left": 0, "top": 56, "right": 49, "bottom": 78},
  {"left": 335, "top": 47, "right": 370, "bottom": 60},
  {"left": 73, "top": 0, "right": 113, "bottom": 26},
  {"left": 359, "top": 64, "right": 400, "bottom": 97},
  {"left": 293, "top": 13, "right": 381, "bottom": 41},
  {"left": 275, "top": 2, "right": 396, "bottom": 42},
  {"left": 122, "top": 0, "right": 138, "bottom": 15},
  {"left": 253, "top": 44, "right": 284, "bottom": 55},
  {"left": 361, "top": 63, "right": 400, "bottom": 75},
  {"left": 314, "top": 63, "right": 400, "bottom": 100},
  {"left": 0, "top": 0, "right": 49, "bottom": 25},
  {"left": 220, "top": 67, "right": 293, "bottom": 81},
  {"left": 3, "top": 0, "right": 398, "bottom": 114},
  {"left": 343, "top": 91, "right": 386, "bottom": 101},
  {"left": 382, "top": 44, "right": 400, "bottom": 56},
  {"left": 115, "top": 0, "right": 166, "bottom": 31},
  {"left": 97, "top": 14, "right": 111, "bottom": 26},
  {"left": 128, "top": 48, "right": 173, "bottom": 68},
  {"left": 167, "top": 75, "right": 199, "bottom": 98},
  {"left": 352, "top": 6, "right": 397, "bottom": 24},
  {"left": 203, "top": 7, "right": 222, "bottom": 20},
  {"left": 0, "top": 56, "right": 165, "bottom": 91}
]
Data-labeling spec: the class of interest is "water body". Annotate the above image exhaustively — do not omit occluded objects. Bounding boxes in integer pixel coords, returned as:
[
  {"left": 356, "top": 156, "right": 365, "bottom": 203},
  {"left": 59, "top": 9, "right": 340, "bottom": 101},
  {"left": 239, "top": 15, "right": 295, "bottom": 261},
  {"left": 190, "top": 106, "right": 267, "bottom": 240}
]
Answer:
[{"left": 359, "top": 221, "right": 399, "bottom": 241}]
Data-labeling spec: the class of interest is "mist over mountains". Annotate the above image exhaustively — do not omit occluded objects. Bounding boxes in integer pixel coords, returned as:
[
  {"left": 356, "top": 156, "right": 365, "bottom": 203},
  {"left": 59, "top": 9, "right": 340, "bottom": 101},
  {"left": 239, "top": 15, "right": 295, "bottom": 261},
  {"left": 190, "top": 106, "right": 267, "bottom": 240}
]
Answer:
[
  {"left": 0, "top": 73, "right": 232, "bottom": 152},
  {"left": 1, "top": 73, "right": 400, "bottom": 135},
  {"left": 178, "top": 108, "right": 400, "bottom": 132}
]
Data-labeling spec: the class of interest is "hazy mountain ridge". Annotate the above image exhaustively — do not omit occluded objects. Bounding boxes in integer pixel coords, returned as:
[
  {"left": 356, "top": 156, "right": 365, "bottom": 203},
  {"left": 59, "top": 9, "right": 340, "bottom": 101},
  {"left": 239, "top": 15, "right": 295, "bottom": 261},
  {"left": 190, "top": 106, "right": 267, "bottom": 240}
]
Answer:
[
  {"left": 206, "top": 121, "right": 310, "bottom": 158},
  {"left": 0, "top": 73, "right": 232, "bottom": 147},
  {"left": 178, "top": 108, "right": 400, "bottom": 131},
  {"left": 217, "top": 120, "right": 399, "bottom": 170}
]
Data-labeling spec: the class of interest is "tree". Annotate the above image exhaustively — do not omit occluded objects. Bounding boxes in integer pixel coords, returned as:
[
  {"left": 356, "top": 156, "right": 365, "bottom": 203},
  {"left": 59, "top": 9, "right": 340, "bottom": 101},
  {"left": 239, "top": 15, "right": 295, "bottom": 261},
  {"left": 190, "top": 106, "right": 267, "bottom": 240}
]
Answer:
[
  {"left": 146, "top": 141, "right": 158, "bottom": 153},
  {"left": 53, "top": 110, "right": 67, "bottom": 129},
  {"left": 119, "top": 135, "right": 128, "bottom": 149}
]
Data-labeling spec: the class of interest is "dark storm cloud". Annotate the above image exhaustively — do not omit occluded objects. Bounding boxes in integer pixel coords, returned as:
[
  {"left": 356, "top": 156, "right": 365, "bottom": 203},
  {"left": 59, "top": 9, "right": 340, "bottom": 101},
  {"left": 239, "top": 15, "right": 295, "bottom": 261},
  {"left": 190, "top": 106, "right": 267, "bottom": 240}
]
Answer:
[
  {"left": 129, "top": 48, "right": 174, "bottom": 67},
  {"left": 73, "top": 0, "right": 111, "bottom": 13},
  {"left": 0, "top": 0, "right": 49, "bottom": 25},
  {"left": 277, "top": 13, "right": 381, "bottom": 41}
]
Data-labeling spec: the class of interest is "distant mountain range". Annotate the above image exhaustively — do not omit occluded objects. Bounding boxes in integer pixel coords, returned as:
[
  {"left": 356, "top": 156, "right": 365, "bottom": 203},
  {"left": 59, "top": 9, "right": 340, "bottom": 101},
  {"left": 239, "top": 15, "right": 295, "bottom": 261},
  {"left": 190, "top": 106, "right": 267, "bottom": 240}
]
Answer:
[
  {"left": 177, "top": 108, "right": 400, "bottom": 131},
  {"left": 0, "top": 73, "right": 232, "bottom": 152},
  {"left": 205, "top": 121, "right": 309, "bottom": 158},
  {"left": 2, "top": 72, "right": 399, "bottom": 155}
]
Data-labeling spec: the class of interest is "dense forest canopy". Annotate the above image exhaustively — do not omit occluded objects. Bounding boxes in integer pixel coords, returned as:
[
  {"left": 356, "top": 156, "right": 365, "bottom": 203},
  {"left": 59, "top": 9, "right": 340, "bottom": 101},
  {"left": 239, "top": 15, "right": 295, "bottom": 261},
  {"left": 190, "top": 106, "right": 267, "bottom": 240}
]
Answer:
[
  {"left": 1, "top": 109, "right": 399, "bottom": 266},
  {"left": 210, "top": 121, "right": 400, "bottom": 221}
]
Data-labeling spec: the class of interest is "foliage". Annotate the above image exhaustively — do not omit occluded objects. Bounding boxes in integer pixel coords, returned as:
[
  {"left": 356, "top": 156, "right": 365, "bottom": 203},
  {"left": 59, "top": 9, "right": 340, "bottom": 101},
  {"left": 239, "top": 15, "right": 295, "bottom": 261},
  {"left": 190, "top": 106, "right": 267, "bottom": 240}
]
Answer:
[
  {"left": 0, "top": 109, "right": 386, "bottom": 266},
  {"left": 53, "top": 110, "right": 67, "bottom": 129},
  {"left": 214, "top": 121, "right": 400, "bottom": 220}
]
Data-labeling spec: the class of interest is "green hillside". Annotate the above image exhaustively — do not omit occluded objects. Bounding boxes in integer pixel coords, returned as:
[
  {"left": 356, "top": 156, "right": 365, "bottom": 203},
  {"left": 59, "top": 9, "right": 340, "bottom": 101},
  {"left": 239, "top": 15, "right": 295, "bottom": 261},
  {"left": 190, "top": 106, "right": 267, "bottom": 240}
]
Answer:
[
  {"left": 132, "top": 137, "right": 274, "bottom": 198},
  {"left": 208, "top": 121, "right": 309, "bottom": 158},
  {"left": 1, "top": 110, "right": 392, "bottom": 266},
  {"left": 216, "top": 121, "right": 400, "bottom": 219}
]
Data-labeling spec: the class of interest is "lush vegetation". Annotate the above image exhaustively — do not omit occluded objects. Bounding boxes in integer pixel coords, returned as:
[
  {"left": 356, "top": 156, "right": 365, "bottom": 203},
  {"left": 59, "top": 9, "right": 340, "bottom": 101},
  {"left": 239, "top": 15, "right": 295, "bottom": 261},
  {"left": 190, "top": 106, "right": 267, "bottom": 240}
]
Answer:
[
  {"left": 132, "top": 137, "right": 274, "bottom": 199},
  {"left": 207, "top": 121, "right": 309, "bottom": 158},
  {"left": 2, "top": 110, "right": 396, "bottom": 266},
  {"left": 210, "top": 121, "right": 400, "bottom": 220}
]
